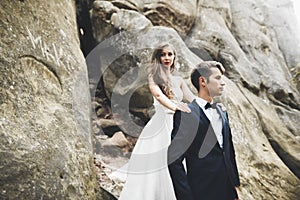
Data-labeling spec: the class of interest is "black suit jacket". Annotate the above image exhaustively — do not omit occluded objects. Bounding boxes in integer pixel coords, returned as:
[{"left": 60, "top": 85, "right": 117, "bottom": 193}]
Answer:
[{"left": 168, "top": 100, "right": 240, "bottom": 200}]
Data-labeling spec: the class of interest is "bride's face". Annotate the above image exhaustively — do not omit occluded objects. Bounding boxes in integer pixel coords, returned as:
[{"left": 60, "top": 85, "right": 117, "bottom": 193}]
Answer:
[{"left": 160, "top": 47, "right": 175, "bottom": 69}]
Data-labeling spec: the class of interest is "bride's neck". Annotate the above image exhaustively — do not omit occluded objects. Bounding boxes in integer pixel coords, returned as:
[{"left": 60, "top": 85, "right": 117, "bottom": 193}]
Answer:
[{"left": 166, "top": 70, "right": 171, "bottom": 76}]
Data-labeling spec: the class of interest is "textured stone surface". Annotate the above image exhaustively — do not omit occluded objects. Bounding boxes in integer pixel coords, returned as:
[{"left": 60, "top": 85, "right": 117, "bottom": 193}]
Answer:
[
  {"left": 142, "top": 0, "right": 197, "bottom": 36},
  {"left": 88, "top": 0, "right": 300, "bottom": 199},
  {"left": 0, "top": 0, "right": 97, "bottom": 199}
]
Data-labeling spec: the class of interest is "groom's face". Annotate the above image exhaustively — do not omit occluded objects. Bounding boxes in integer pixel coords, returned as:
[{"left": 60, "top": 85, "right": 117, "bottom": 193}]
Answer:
[{"left": 206, "top": 67, "right": 225, "bottom": 97}]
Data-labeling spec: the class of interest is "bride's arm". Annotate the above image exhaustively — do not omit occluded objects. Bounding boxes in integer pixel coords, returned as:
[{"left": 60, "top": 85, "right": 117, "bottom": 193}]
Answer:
[
  {"left": 180, "top": 77, "right": 196, "bottom": 103},
  {"left": 148, "top": 76, "right": 190, "bottom": 112}
]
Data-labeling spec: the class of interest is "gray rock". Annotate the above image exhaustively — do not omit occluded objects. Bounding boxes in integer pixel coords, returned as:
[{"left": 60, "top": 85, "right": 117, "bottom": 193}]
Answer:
[
  {"left": 142, "top": 0, "right": 197, "bottom": 36},
  {"left": 89, "top": 0, "right": 300, "bottom": 199},
  {"left": 0, "top": 0, "right": 97, "bottom": 199},
  {"left": 102, "top": 131, "right": 129, "bottom": 148},
  {"left": 111, "top": 9, "right": 153, "bottom": 32}
]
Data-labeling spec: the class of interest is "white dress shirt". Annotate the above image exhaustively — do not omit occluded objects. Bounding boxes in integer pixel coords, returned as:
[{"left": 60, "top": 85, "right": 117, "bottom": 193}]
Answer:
[{"left": 195, "top": 97, "right": 223, "bottom": 148}]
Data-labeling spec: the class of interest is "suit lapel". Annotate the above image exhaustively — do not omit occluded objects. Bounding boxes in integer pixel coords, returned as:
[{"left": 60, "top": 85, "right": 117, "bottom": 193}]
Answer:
[
  {"left": 216, "top": 106, "right": 227, "bottom": 149},
  {"left": 216, "top": 106, "right": 226, "bottom": 128},
  {"left": 190, "top": 100, "right": 200, "bottom": 116}
]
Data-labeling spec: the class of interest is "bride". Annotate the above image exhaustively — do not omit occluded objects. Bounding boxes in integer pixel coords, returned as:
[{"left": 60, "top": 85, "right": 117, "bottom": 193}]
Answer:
[{"left": 114, "top": 43, "right": 195, "bottom": 200}]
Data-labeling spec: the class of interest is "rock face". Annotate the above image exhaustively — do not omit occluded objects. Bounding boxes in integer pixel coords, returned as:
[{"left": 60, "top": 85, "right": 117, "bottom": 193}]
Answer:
[
  {"left": 88, "top": 0, "right": 300, "bottom": 199},
  {"left": 0, "top": 0, "right": 97, "bottom": 199},
  {"left": 142, "top": 0, "right": 197, "bottom": 36},
  {"left": 1, "top": 0, "right": 299, "bottom": 199}
]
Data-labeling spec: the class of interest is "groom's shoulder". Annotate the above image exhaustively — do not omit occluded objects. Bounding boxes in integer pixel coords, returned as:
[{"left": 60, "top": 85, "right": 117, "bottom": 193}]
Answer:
[{"left": 188, "top": 100, "right": 198, "bottom": 111}]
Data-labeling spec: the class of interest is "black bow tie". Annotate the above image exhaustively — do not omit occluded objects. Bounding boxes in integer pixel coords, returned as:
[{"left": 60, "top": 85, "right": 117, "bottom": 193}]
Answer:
[{"left": 205, "top": 102, "right": 217, "bottom": 109}]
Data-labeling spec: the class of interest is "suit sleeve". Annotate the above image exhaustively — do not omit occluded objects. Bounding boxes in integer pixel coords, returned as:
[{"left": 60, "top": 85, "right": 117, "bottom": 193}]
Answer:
[
  {"left": 168, "top": 110, "right": 195, "bottom": 200},
  {"left": 226, "top": 112, "right": 240, "bottom": 186}
]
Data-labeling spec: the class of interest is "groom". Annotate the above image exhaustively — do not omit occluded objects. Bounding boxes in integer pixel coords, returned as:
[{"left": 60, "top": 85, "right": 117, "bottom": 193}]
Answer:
[{"left": 168, "top": 61, "right": 241, "bottom": 200}]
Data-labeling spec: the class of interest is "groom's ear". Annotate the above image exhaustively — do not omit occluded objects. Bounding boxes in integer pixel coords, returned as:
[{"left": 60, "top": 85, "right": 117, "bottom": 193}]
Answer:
[{"left": 199, "top": 77, "right": 206, "bottom": 87}]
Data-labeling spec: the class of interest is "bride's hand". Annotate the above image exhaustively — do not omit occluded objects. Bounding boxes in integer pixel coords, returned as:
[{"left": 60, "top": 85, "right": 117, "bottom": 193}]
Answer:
[
  {"left": 217, "top": 102, "right": 227, "bottom": 111},
  {"left": 175, "top": 102, "right": 191, "bottom": 113}
]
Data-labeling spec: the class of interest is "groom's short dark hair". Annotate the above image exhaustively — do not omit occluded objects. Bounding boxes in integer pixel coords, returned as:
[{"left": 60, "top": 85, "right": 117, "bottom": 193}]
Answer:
[{"left": 191, "top": 61, "right": 225, "bottom": 91}]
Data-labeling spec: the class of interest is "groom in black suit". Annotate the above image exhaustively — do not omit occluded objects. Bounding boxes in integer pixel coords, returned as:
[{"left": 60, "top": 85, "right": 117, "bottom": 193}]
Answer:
[{"left": 168, "top": 61, "right": 241, "bottom": 200}]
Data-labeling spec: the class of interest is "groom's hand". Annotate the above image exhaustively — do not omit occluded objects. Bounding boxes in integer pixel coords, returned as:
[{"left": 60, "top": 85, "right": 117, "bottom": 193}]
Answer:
[{"left": 234, "top": 186, "right": 241, "bottom": 200}]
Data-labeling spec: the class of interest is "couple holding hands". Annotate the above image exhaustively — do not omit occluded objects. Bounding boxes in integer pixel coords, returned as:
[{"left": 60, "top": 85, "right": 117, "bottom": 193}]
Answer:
[{"left": 113, "top": 43, "right": 241, "bottom": 200}]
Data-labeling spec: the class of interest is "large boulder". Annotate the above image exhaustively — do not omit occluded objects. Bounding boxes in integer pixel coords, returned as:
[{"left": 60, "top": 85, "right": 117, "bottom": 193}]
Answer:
[
  {"left": 89, "top": 1, "right": 201, "bottom": 124},
  {"left": 0, "top": 0, "right": 97, "bottom": 199},
  {"left": 142, "top": 0, "right": 197, "bottom": 36},
  {"left": 220, "top": 79, "right": 300, "bottom": 199},
  {"left": 185, "top": 0, "right": 300, "bottom": 198},
  {"left": 88, "top": 0, "right": 300, "bottom": 199}
]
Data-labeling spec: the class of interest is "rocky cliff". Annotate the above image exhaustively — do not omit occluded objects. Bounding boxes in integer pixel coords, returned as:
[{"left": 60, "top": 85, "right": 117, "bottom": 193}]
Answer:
[
  {"left": 0, "top": 0, "right": 97, "bottom": 199},
  {"left": 85, "top": 0, "right": 300, "bottom": 199},
  {"left": 0, "top": 0, "right": 299, "bottom": 199}
]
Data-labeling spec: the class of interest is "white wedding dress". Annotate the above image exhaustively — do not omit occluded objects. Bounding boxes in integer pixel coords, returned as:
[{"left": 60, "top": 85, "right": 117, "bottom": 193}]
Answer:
[{"left": 112, "top": 87, "right": 183, "bottom": 200}]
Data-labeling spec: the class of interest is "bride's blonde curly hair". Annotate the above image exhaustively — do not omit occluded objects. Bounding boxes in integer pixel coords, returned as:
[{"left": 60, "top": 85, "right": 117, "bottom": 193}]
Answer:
[{"left": 149, "top": 43, "right": 177, "bottom": 99}]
